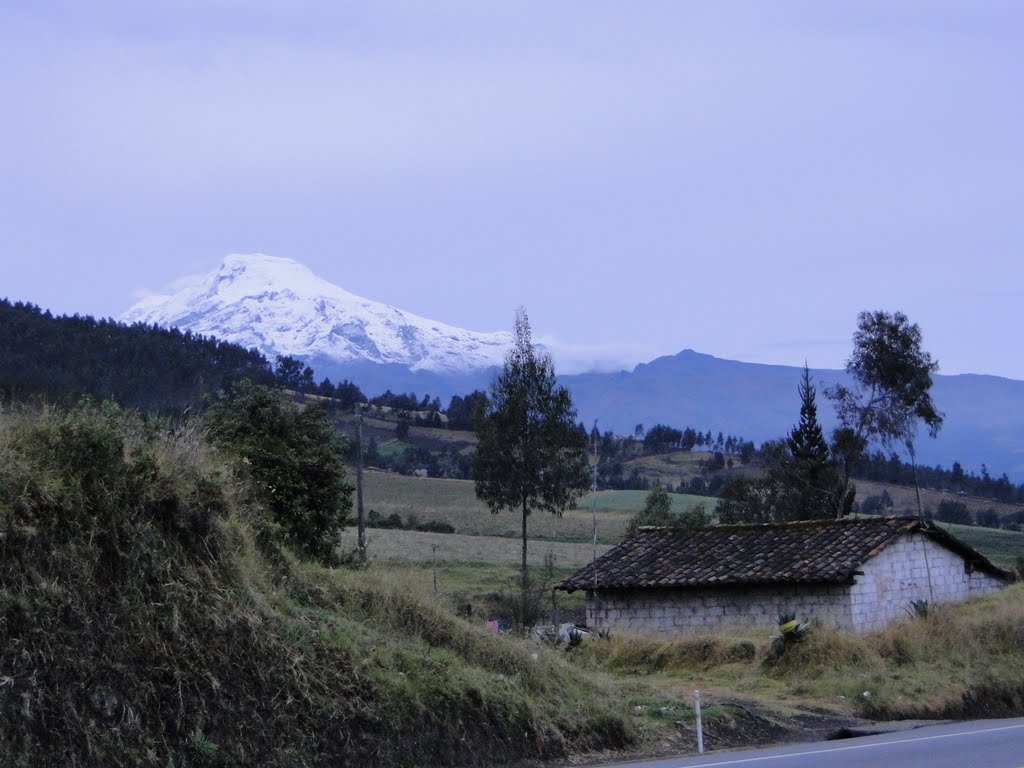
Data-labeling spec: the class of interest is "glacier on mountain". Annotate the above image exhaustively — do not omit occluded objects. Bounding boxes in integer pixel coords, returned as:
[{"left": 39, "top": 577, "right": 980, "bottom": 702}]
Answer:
[{"left": 120, "top": 253, "right": 513, "bottom": 373}]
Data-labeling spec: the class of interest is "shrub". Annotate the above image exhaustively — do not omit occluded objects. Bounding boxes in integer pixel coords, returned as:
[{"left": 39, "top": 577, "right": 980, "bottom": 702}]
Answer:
[
  {"left": 367, "top": 509, "right": 405, "bottom": 529},
  {"left": 625, "top": 486, "right": 709, "bottom": 538},
  {"left": 414, "top": 520, "right": 456, "bottom": 534},
  {"left": 205, "top": 380, "right": 353, "bottom": 563}
]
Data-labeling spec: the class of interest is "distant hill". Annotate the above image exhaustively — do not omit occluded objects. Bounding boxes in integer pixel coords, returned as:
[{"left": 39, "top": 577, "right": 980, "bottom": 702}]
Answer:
[
  {"left": 564, "top": 350, "right": 1024, "bottom": 482},
  {"left": 313, "top": 350, "right": 1024, "bottom": 483},
  {"left": 8, "top": 285, "right": 1024, "bottom": 484}
]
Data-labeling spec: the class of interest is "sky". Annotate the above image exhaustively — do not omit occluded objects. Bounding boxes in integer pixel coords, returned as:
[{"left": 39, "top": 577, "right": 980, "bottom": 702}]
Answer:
[{"left": 2, "top": 1, "right": 1023, "bottom": 379}]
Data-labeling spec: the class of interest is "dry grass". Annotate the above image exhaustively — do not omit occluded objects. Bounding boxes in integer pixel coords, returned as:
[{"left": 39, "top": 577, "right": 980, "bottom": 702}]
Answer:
[
  {"left": 854, "top": 478, "right": 1022, "bottom": 520},
  {"left": 340, "top": 526, "right": 611, "bottom": 567},
  {"left": 585, "top": 634, "right": 759, "bottom": 674},
  {"left": 579, "top": 585, "right": 1024, "bottom": 721}
]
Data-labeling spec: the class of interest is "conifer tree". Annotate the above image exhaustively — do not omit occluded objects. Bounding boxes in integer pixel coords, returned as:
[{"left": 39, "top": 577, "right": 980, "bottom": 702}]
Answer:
[
  {"left": 784, "top": 365, "right": 845, "bottom": 518},
  {"left": 474, "top": 308, "right": 588, "bottom": 592}
]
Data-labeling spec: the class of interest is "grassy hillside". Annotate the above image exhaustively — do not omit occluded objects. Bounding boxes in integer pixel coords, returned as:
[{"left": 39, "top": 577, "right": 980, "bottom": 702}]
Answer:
[
  {"left": 0, "top": 403, "right": 634, "bottom": 766},
  {"left": 854, "top": 478, "right": 1023, "bottom": 519},
  {"left": 5, "top": 399, "right": 1021, "bottom": 765}
]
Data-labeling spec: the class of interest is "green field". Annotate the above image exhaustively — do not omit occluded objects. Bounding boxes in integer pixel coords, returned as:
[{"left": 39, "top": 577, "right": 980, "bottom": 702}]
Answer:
[
  {"left": 357, "top": 470, "right": 1022, "bottom": 567},
  {"left": 359, "top": 470, "right": 718, "bottom": 543},
  {"left": 940, "top": 522, "right": 1024, "bottom": 569},
  {"left": 578, "top": 489, "right": 717, "bottom": 513}
]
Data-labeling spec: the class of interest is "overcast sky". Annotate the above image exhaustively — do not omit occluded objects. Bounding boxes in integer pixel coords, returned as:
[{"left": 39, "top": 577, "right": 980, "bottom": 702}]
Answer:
[{"left": 3, "top": 2, "right": 1022, "bottom": 378}]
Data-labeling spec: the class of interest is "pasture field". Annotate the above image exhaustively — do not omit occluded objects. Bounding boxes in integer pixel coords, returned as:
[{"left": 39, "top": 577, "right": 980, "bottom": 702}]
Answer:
[
  {"left": 941, "top": 522, "right": 1024, "bottom": 568},
  {"left": 359, "top": 470, "right": 717, "bottom": 543},
  {"left": 337, "top": 527, "right": 602, "bottom": 619},
  {"left": 357, "top": 469, "right": 1021, "bottom": 567},
  {"left": 339, "top": 526, "right": 611, "bottom": 567}
]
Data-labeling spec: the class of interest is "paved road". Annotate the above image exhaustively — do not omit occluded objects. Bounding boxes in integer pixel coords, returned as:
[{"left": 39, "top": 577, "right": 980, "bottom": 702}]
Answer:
[{"left": 600, "top": 718, "right": 1024, "bottom": 768}]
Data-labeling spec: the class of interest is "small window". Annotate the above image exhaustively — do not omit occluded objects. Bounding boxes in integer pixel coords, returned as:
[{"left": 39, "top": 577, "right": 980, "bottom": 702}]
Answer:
[{"left": 964, "top": 560, "right": 975, "bottom": 575}]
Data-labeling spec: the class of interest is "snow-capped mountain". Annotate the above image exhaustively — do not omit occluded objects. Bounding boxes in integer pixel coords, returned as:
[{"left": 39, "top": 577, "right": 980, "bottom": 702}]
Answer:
[{"left": 121, "top": 254, "right": 512, "bottom": 373}]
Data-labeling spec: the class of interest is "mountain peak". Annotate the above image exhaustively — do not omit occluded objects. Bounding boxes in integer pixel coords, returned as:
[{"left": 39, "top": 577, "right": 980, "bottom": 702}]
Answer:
[{"left": 121, "top": 253, "right": 512, "bottom": 374}]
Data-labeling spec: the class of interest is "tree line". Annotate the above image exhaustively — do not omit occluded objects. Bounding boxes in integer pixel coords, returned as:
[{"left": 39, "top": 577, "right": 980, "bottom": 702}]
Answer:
[{"left": 0, "top": 299, "right": 274, "bottom": 411}]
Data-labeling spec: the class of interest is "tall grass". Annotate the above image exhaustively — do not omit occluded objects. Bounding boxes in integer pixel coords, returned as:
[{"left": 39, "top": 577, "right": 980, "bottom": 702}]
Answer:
[
  {"left": 0, "top": 402, "right": 634, "bottom": 766},
  {"left": 579, "top": 585, "right": 1024, "bottom": 720}
]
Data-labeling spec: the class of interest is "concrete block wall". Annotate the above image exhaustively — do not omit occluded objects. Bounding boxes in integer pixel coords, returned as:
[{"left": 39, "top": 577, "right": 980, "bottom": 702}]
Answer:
[
  {"left": 585, "top": 533, "right": 1005, "bottom": 636},
  {"left": 586, "top": 584, "right": 854, "bottom": 634},
  {"left": 848, "top": 533, "right": 1004, "bottom": 632}
]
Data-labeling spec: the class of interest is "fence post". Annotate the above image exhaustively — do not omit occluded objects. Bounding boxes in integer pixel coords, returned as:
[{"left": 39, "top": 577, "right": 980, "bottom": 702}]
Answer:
[{"left": 694, "top": 689, "right": 704, "bottom": 754}]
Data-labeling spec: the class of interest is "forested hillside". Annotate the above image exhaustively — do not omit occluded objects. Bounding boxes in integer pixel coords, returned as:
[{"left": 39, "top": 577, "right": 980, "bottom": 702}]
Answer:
[{"left": 0, "top": 299, "right": 273, "bottom": 410}]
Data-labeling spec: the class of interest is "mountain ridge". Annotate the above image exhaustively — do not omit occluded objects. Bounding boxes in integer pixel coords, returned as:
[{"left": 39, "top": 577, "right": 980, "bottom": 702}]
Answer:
[{"left": 118, "top": 254, "right": 1024, "bottom": 481}]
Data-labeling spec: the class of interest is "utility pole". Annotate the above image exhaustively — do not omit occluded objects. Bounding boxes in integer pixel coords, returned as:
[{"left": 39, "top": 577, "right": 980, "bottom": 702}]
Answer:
[
  {"left": 591, "top": 420, "right": 599, "bottom": 592},
  {"left": 356, "top": 403, "right": 366, "bottom": 559},
  {"left": 909, "top": 441, "right": 935, "bottom": 604}
]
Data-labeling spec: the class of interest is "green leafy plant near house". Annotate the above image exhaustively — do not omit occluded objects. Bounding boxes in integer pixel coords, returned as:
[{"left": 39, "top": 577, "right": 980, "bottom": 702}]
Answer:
[
  {"left": 771, "top": 612, "right": 812, "bottom": 656},
  {"left": 905, "top": 599, "right": 929, "bottom": 619}
]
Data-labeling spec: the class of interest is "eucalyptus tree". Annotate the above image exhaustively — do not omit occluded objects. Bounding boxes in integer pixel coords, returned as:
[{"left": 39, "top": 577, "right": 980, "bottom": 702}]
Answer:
[{"left": 827, "top": 310, "right": 943, "bottom": 517}]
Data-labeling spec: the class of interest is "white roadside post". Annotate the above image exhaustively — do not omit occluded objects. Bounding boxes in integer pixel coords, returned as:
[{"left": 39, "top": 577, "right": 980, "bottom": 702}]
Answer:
[{"left": 694, "top": 689, "right": 704, "bottom": 754}]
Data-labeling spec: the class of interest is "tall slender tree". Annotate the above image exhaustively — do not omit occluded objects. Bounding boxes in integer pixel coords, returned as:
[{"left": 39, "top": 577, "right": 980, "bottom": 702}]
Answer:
[
  {"left": 474, "top": 308, "right": 589, "bottom": 591},
  {"left": 785, "top": 365, "right": 846, "bottom": 518},
  {"left": 827, "top": 310, "right": 943, "bottom": 518}
]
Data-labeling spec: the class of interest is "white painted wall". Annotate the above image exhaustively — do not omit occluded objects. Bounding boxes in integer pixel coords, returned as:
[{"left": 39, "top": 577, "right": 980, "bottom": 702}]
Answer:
[
  {"left": 849, "top": 533, "right": 1005, "bottom": 632},
  {"left": 585, "top": 533, "right": 1006, "bottom": 635}
]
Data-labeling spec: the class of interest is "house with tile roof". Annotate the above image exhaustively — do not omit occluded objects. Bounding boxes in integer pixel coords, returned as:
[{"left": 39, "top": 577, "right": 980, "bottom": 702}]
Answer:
[{"left": 557, "top": 517, "right": 1009, "bottom": 634}]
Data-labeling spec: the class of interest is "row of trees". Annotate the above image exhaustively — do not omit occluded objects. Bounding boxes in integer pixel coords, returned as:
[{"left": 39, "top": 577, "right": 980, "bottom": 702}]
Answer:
[
  {"left": 851, "top": 453, "right": 1023, "bottom": 505},
  {"left": 640, "top": 423, "right": 756, "bottom": 459},
  {"left": 712, "top": 311, "right": 948, "bottom": 525},
  {"left": 471, "top": 307, "right": 962, "bottom": 610}
]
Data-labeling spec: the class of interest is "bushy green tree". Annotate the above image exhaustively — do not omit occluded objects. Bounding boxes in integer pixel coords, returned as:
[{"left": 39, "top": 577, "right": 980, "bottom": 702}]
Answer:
[
  {"left": 829, "top": 311, "right": 943, "bottom": 445},
  {"left": 717, "top": 475, "right": 791, "bottom": 525},
  {"left": 935, "top": 499, "right": 971, "bottom": 525},
  {"left": 474, "top": 309, "right": 588, "bottom": 587},
  {"left": 625, "top": 485, "right": 709, "bottom": 538},
  {"left": 205, "top": 380, "right": 352, "bottom": 563}
]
